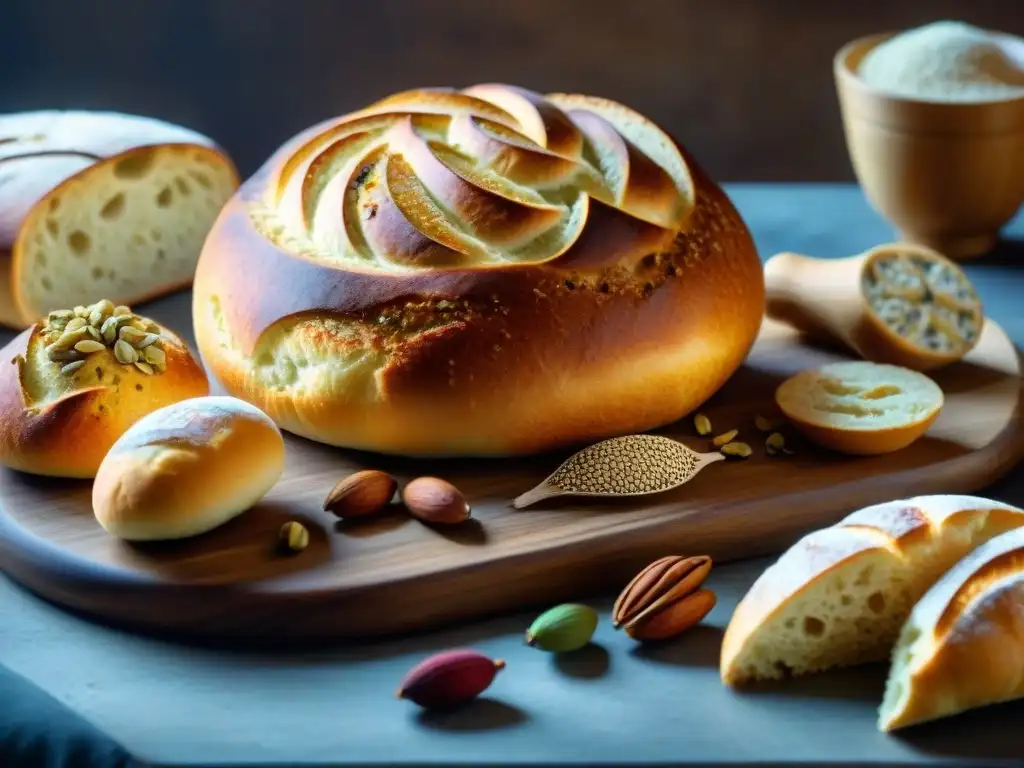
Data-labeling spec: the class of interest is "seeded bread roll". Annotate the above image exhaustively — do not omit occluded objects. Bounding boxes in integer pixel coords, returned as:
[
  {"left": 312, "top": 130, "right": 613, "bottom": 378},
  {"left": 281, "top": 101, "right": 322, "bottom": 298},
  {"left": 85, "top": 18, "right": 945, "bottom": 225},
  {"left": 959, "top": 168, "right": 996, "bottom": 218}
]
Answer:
[
  {"left": 0, "top": 110, "right": 239, "bottom": 328},
  {"left": 880, "top": 527, "right": 1024, "bottom": 731},
  {"left": 720, "top": 495, "right": 1024, "bottom": 687},
  {"left": 0, "top": 299, "right": 209, "bottom": 478},
  {"left": 92, "top": 396, "right": 285, "bottom": 541},
  {"left": 775, "top": 361, "right": 944, "bottom": 455},
  {"left": 192, "top": 84, "right": 764, "bottom": 457}
]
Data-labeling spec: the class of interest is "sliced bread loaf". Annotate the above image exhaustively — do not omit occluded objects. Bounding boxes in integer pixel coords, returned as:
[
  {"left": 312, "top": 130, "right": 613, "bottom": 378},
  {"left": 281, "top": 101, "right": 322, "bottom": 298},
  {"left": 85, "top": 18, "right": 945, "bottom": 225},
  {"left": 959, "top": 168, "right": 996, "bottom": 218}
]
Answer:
[{"left": 0, "top": 110, "right": 238, "bottom": 327}]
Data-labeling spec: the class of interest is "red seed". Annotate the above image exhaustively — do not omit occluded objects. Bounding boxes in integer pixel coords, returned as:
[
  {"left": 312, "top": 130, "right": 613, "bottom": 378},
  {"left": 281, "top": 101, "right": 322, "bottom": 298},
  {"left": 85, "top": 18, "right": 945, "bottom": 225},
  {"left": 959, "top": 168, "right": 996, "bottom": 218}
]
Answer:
[{"left": 396, "top": 649, "right": 505, "bottom": 709}]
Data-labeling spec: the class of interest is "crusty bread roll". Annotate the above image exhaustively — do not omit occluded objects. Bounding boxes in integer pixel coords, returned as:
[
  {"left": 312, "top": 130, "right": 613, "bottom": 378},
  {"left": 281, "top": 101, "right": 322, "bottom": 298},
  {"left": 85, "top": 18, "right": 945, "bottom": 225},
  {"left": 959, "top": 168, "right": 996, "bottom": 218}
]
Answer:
[
  {"left": 879, "top": 527, "right": 1024, "bottom": 731},
  {"left": 92, "top": 395, "right": 285, "bottom": 541},
  {"left": 775, "top": 361, "right": 943, "bottom": 455},
  {"left": 192, "top": 84, "right": 764, "bottom": 457},
  {"left": 720, "top": 495, "right": 1024, "bottom": 686},
  {"left": 0, "top": 299, "right": 209, "bottom": 478},
  {"left": 0, "top": 110, "right": 239, "bottom": 328}
]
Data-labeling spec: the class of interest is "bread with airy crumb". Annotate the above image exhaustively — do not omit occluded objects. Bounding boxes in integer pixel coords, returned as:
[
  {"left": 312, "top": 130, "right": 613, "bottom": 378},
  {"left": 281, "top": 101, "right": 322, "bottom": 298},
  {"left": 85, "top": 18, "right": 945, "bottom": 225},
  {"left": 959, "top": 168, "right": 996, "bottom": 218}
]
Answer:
[
  {"left": 0, "top": 110, "right": 239, "bottom": 327},
  {"left": 192, "top": 84, "right": 764, "bottom": 457},
  {"left": 775, "top": 360, "right": 943, "bottom": 455},
  {"left": 720, "top": 495, "right": 1024, "bottom": 687},
  {"left": 0, "top": 300, "right": 209, "bottom": 478},
  {"left": 880, "top": 527, "right": 1024, "bottom": 730},
  {"left": 92, "top": 395, "right": 285, "bottom": 541}
]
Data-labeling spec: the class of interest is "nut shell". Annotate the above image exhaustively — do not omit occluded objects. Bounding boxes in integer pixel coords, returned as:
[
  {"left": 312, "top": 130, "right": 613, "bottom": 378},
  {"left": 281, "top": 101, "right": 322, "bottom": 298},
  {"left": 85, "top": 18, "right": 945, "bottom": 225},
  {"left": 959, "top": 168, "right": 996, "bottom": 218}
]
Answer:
[
  {"left": 397, "top": 649, "right": 504, "bottom": 709},
  {"left": 613, "top": 555, "right": 712, "bottom": 628},
  {"left": 625, "top": 588, "right": 717, "bottom": 641},
  {"left": 401, "top": 476, "right": 470, "bottom": 524},
  {"left": 323, "top": 469, "right": 398, "bottom": 518}
]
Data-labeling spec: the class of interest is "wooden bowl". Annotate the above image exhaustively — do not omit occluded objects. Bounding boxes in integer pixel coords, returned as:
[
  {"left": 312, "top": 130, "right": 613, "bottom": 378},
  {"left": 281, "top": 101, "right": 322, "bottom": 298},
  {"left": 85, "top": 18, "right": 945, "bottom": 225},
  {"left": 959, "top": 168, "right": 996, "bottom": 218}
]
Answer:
[{"left": 834, "top": 32, "right": 1024, "bottom": 260}]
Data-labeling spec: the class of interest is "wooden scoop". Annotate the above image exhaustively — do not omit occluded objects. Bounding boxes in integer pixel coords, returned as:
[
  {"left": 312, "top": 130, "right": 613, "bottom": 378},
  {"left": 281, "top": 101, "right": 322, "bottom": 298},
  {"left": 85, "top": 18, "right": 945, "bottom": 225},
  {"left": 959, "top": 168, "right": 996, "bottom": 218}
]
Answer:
[{"left": 764, "top": 243, "right": 985, "bottom": 372}]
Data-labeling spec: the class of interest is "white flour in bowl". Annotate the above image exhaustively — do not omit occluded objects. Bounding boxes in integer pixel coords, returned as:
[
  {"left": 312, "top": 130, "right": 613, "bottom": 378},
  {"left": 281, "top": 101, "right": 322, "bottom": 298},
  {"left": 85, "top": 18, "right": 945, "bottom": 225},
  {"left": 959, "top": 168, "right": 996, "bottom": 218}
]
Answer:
[{"left": 858, "top": 20, "right": 1024, "bottom": 102}]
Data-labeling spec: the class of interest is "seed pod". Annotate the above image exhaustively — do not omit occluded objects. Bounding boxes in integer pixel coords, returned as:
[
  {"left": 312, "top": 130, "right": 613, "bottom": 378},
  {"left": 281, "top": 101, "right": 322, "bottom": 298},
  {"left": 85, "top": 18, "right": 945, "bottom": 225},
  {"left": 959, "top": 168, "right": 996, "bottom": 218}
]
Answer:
[
  {"left": 397, "top": 649, "right": 505, "bottom": 709},
  {"left": 525, "top": 603, "right": 598, "bottom": 652}
]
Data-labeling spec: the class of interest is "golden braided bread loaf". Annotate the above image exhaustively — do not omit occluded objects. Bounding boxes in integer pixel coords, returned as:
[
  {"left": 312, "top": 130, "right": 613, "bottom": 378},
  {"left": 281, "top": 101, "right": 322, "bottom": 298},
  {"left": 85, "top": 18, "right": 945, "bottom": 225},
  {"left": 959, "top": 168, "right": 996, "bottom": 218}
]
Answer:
[{"left": 193, "top": 84, "right": 764, "bottom": 456}]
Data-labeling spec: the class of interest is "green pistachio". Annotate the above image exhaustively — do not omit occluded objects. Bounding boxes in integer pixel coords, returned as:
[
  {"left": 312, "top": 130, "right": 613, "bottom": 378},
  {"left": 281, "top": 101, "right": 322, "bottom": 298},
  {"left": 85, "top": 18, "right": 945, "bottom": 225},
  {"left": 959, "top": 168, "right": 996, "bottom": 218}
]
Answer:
[{"left": 525, "top": 603, "right": 598, "bottom": 652}]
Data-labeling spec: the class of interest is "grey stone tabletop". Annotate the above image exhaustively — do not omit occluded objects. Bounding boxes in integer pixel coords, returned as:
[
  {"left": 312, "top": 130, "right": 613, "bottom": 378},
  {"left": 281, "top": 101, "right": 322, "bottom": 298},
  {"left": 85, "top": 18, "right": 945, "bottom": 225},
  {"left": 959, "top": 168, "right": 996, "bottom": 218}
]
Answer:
[{"left": 2, "top": 184, "right": 1023, "bottom": 767}]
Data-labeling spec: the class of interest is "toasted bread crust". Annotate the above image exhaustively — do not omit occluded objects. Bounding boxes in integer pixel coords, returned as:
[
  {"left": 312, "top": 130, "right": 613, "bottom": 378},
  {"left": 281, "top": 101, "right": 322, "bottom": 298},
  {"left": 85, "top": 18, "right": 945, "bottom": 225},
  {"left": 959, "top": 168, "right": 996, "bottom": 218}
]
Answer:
[
  {"left": 193, "top": 86, "right": 764, "bottom": 456},
  {"left": 721, "top": 495, "right": 1024, "bottom": 686}
]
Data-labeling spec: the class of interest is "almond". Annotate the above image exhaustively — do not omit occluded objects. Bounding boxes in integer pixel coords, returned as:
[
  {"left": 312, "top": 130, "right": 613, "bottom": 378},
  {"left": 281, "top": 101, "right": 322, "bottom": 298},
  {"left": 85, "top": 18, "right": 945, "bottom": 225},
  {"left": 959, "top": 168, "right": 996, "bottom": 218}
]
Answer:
[
  {"left": 402, "top": 477, "right": 471, "bottom": 524},
  {"left": 323, "top": 470, "right": 397, "bottom": 518}
]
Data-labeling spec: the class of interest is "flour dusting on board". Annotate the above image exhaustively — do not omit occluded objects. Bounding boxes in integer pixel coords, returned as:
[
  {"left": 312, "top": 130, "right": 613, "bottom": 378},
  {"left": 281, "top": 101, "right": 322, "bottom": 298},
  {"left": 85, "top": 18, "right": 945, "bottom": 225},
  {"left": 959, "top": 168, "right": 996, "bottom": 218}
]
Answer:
[{"left": 859, "top": 21, "right": 1024, "bottom": 102}]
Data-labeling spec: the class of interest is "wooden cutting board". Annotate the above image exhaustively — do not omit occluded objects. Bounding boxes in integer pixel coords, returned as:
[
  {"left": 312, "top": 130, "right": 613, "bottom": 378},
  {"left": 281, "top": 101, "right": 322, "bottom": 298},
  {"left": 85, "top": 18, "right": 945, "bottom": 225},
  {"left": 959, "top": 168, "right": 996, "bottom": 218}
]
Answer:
[{"left": 0, "top": 317, "right": 1021, "bottom": 643}]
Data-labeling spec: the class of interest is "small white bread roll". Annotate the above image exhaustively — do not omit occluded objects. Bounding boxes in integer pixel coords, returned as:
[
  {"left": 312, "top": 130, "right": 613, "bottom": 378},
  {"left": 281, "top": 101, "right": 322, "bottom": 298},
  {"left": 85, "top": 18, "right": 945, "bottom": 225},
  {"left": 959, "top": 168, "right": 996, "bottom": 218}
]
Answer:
[
  {"left": 880, "top": 526, "right": 1024, "bottom": 731},
  {"left": 92, "top": 395, "right": 285, "bottom": 541},
  {"left": 775, "top": 360, "right": 944, "bottom": 455}
]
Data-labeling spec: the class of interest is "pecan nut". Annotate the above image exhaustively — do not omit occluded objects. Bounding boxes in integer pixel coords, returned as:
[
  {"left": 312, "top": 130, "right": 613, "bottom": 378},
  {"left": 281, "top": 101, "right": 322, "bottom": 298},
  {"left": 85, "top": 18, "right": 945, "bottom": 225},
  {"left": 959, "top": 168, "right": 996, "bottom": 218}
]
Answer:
[{"left": 613, "top": 555, "right": 714, "bottom": 641}]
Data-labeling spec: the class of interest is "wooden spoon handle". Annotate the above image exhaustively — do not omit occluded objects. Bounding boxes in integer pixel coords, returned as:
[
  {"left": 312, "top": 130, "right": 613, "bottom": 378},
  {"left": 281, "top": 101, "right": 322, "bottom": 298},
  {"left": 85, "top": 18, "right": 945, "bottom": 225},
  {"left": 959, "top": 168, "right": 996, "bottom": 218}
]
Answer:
[{"left": 764, "top": 251, "right": 867, "bottom": 352}]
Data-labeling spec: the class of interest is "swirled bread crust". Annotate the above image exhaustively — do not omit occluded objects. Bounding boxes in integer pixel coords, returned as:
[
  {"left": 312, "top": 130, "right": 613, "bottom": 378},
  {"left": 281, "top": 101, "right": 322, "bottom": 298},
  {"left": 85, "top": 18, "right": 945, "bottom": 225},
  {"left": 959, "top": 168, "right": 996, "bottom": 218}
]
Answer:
[{"left": 193, "top": 85, "right": 764, "bottom": 456}]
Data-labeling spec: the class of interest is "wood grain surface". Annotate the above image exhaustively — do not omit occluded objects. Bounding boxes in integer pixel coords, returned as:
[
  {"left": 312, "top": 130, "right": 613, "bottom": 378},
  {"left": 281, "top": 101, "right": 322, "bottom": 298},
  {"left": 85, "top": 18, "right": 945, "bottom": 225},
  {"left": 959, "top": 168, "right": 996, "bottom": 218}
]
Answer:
[{"left": 0, "top": 314, "right": 1021, "bottom": 643}]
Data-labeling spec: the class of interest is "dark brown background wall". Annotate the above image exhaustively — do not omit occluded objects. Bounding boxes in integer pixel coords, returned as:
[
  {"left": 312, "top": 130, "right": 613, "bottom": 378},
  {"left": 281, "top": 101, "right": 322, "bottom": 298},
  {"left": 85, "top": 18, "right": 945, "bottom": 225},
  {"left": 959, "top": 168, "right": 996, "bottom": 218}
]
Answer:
[{"left": 0, "top": 0, "right": 1021, "bottom": 181}]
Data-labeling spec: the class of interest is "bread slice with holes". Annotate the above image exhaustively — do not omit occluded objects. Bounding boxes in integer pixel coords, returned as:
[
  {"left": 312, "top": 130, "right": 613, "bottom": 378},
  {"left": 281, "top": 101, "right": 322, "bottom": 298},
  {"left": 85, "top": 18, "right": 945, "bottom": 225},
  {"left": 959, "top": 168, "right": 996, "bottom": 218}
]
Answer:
[
  {"left": 775, "top": 360, "right": 944, "bottom": 455},
  {"left": 720, "top": 495, "right": 1024, "bottom": 687},
  {"left": 879, "top": 527, "right": 1024, "bottom": 731},
  {"left": 0, "top": 111, "right": 238, "bottom": 328}
]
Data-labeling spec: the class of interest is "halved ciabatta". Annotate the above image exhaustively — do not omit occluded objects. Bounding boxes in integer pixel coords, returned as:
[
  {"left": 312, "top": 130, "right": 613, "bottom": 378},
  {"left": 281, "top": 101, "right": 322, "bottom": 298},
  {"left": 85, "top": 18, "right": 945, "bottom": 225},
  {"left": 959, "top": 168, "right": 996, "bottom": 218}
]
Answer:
[
  {"left": 0, "top": 110, "right": 238, "bottom": 327},
  {"left": 720, "top": 495, "right": 1024, "bottom": 686},
  {"left": 879, "top": 526, "right": 1024, "bottom": 731}
]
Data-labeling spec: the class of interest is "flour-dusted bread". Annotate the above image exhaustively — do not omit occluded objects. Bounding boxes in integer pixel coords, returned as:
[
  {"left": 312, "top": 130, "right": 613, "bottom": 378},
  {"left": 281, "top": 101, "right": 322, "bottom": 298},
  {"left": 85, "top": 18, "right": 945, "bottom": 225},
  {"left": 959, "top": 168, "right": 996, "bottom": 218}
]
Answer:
[
  {"left": 0, "top": 299, "right": 209, "bottom": 478},
  {"left": 0, "top": 111, "right": 239, "bottom": 327},
  {"left": 775, "top": 361, "right": 944, "bottom": 455},
  {"left": 720, "top": 495, "right": 1024, "bottom": 686},
  {"left": 192, "top": 84, "right": 764, "bottom": 457},
  {"left": 879, "top": 527, "right": 1024, "bottom": 731},
  {"left": 92, "top": 396, "right": 285, "bottom": 541}
]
